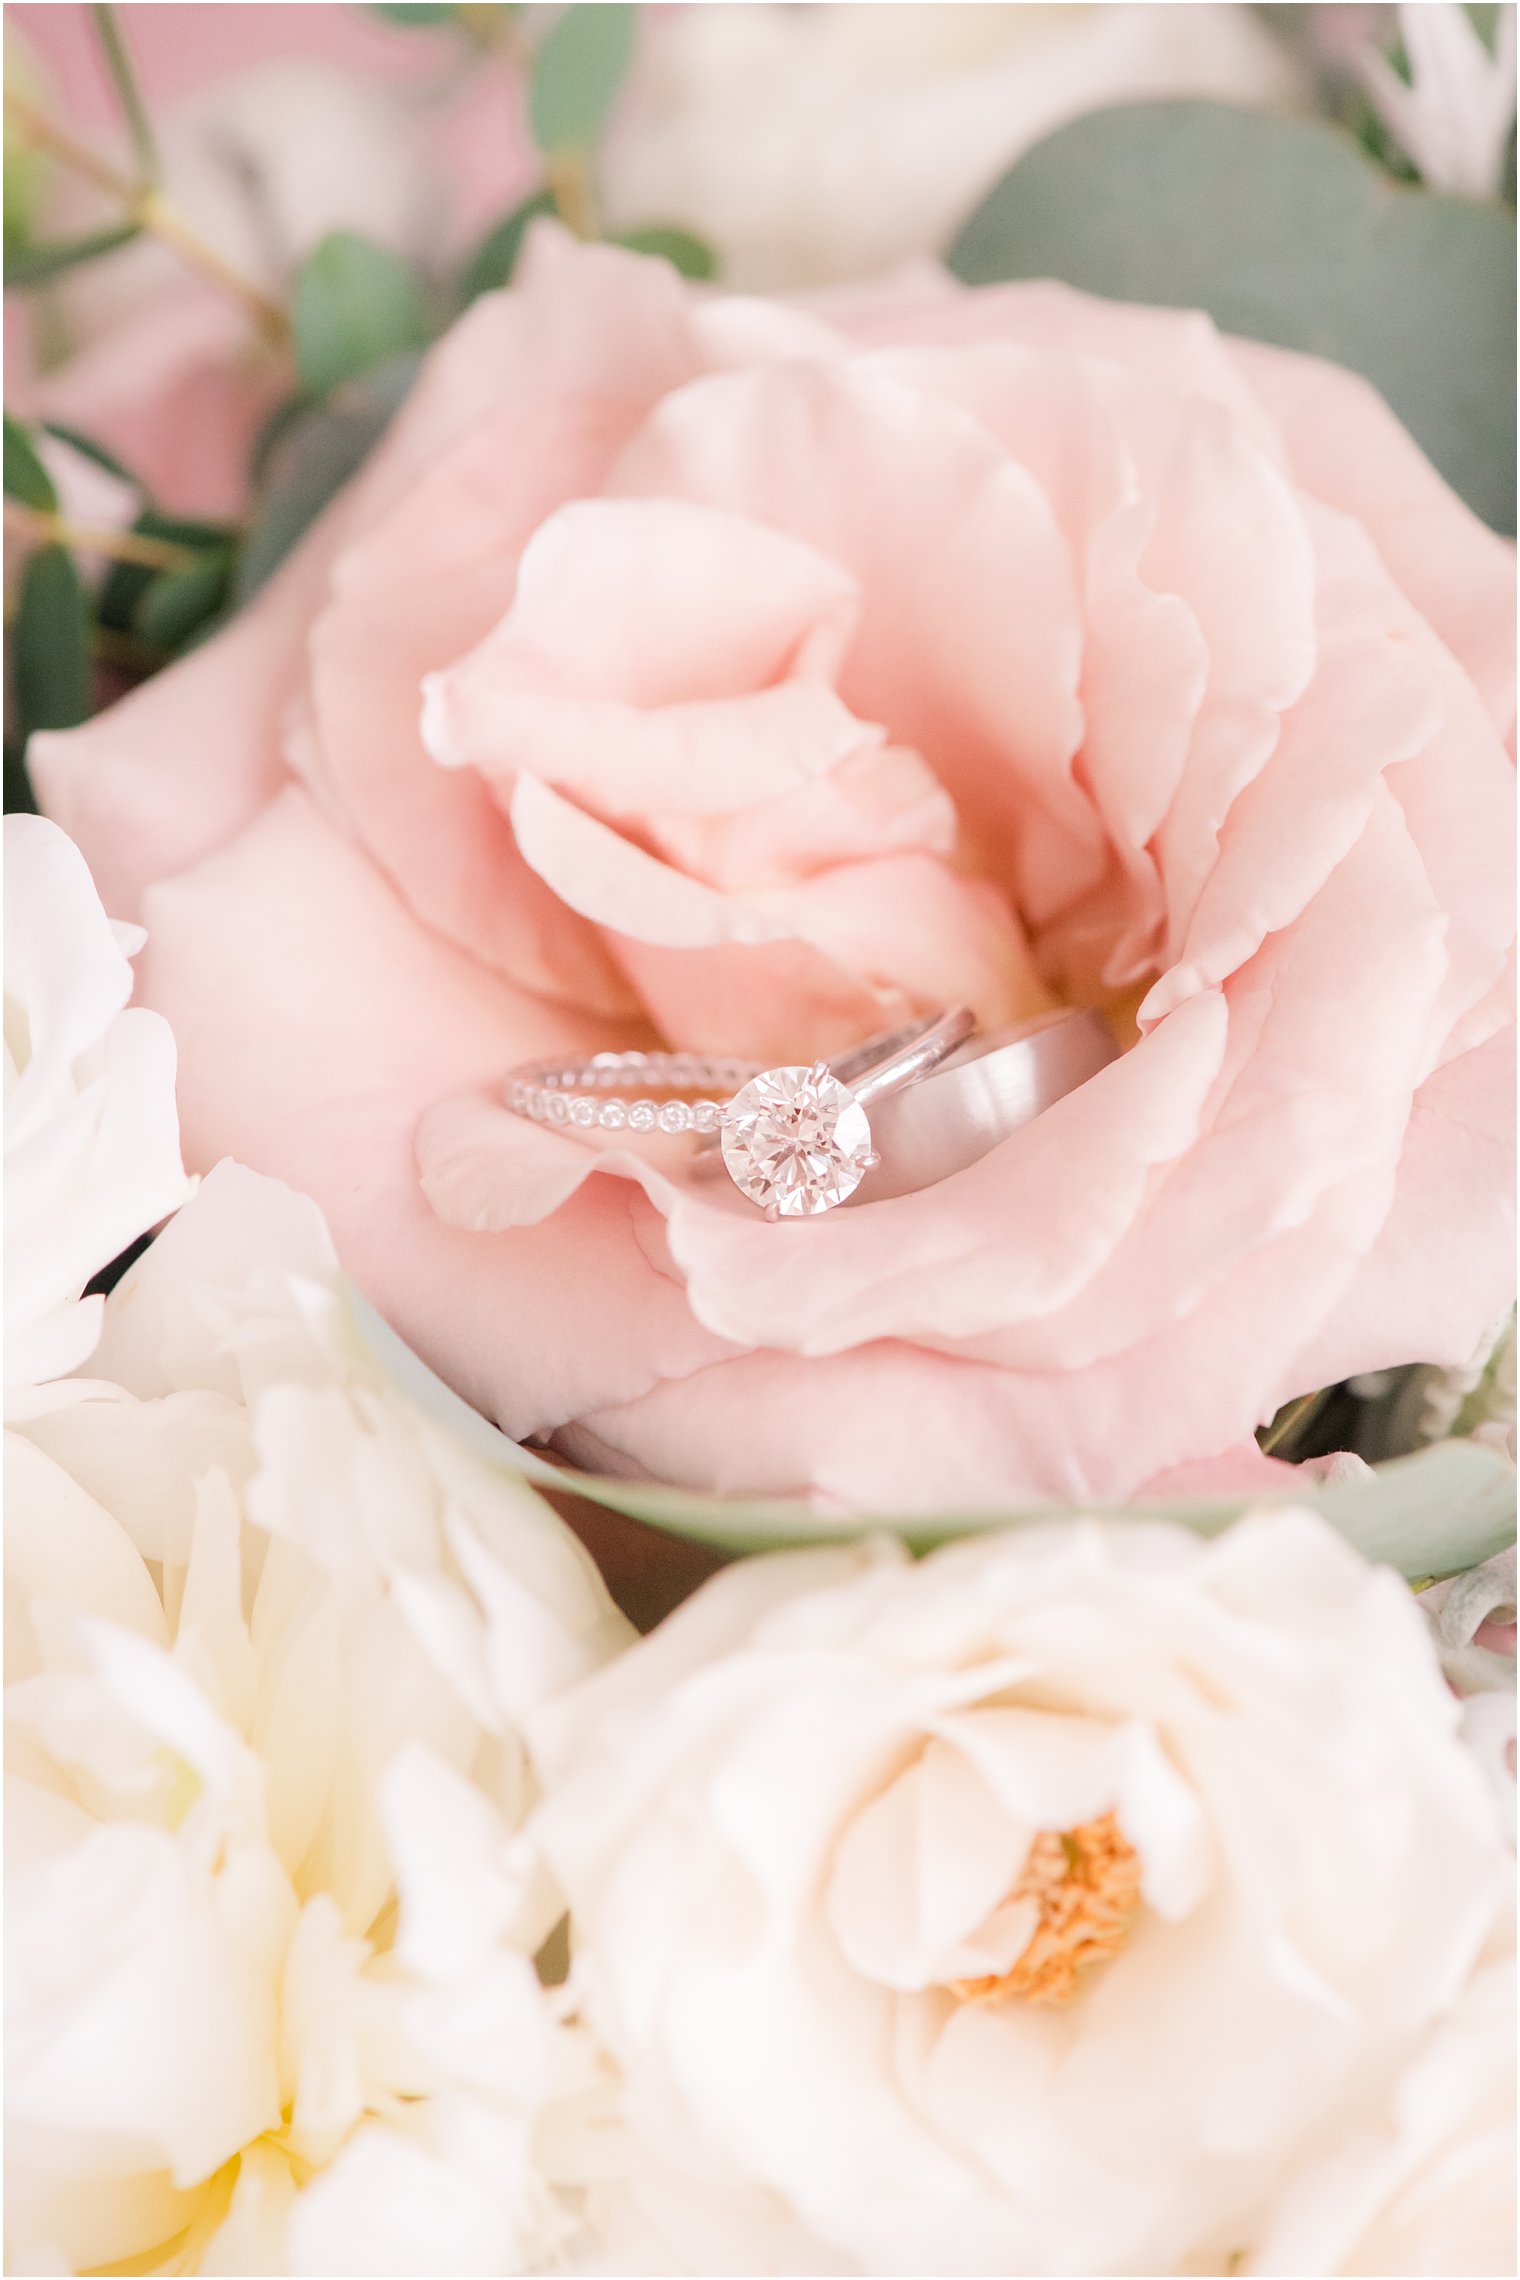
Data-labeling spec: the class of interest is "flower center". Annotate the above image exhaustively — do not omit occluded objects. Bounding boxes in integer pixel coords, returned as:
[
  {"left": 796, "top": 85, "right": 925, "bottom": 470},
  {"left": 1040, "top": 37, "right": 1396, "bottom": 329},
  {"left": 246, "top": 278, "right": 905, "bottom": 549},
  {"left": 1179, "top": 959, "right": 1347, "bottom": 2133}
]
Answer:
[{"left": 948, "top": 1812, "right": 1142, "bottom": 2008}]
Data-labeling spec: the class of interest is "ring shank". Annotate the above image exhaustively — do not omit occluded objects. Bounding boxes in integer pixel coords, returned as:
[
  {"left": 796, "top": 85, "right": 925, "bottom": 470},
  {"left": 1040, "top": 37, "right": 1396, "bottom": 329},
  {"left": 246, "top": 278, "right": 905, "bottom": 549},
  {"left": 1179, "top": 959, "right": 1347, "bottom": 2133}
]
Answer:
[
  {"left": 856, "top": 1008, "right": 1117, "bottom": 1200},
  {"left": 832, "top": 1005, "right": 976, "bottom": 1110}
]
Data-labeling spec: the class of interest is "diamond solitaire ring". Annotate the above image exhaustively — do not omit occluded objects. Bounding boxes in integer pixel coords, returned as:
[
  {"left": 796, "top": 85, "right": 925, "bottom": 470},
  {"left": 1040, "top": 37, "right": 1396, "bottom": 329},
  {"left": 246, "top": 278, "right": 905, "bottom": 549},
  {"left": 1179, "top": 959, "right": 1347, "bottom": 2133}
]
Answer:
[{"left": 503, "top": 1007, "right": 975, "bottom": 1219}]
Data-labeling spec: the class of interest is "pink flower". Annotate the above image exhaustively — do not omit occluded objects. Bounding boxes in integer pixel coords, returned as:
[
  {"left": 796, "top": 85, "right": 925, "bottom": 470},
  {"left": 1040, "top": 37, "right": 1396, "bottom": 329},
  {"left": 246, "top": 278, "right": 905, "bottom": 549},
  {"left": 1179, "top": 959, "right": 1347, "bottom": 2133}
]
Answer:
[{"left": 34, "top": 228, "right": 1516, "bottom": 1510}]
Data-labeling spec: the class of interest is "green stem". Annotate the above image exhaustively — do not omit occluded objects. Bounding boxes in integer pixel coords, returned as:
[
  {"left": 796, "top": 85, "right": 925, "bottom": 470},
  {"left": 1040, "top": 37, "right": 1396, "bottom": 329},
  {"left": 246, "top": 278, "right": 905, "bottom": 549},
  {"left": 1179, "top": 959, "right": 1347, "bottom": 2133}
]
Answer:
[
  {"left": 4, "top": 92, "right": 291, "bottom": 346},
  {"left": 4, "top": 500, "right": 201, "bottom": 572},
  {"left": 545, "top": 149, "right": 598, "bottom": 238},
  {"left": 90, "top": 4, "right": 160, "bottom": 186}
]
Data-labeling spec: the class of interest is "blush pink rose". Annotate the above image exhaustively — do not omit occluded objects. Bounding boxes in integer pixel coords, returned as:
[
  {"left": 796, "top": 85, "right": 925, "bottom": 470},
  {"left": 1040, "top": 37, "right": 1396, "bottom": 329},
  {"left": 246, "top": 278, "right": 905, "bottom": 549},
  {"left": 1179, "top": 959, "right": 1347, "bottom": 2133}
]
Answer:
[{"left": 34, "top": 227, "right": 1516, "bottom": 1510}]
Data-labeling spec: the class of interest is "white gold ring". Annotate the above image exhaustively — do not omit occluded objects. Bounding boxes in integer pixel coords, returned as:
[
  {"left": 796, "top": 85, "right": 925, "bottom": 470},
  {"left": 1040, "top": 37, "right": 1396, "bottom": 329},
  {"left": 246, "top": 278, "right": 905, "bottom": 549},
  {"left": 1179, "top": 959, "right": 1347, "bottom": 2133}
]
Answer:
[
  {"left": 856, "top": 1008, "right": 1118, "bottom": 1200},
  {"left": 504, "top": 1007, "right": 975, "bottom": 1219}
]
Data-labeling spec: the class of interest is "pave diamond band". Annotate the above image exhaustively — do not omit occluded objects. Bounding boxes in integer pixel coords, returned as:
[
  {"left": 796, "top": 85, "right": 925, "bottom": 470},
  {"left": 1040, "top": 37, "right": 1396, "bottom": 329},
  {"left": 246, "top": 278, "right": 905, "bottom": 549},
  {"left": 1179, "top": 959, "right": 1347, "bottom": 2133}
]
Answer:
[
  {"left": 504, "top": 1010, "right": 975, "bottom": 1217},
  {"left": 506, "top": 1052, "right": 761, "bottom": 1135}
]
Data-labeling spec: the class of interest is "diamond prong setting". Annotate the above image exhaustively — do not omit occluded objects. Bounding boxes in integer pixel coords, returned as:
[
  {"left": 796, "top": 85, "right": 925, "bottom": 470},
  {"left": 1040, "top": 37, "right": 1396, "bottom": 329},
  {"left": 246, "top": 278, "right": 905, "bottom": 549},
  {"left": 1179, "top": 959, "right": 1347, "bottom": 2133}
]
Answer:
[{"left": 719, "top": 1062, "right": 873, "bottom": 1218}]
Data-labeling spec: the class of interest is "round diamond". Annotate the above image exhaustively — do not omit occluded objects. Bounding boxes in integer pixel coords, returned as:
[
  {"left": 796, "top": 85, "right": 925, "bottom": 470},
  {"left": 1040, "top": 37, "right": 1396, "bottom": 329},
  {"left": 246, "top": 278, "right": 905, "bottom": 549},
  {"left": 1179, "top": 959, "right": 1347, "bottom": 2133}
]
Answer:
[
  {"left": 658, "top": 1101, "right": 690, "bottom": 1134},
  {"left": 627, "top": 1101, "right": 658, "bottom": 1132},
  {"left": 720, "top": 1063, "right": 872, "bottom": 1217}
]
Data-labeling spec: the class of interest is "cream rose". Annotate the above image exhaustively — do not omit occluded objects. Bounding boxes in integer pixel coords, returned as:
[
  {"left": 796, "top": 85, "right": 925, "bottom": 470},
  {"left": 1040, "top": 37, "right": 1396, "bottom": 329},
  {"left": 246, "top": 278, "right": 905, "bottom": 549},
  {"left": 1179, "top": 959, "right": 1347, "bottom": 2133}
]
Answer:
[
  {"left": 4, "top": 1158, "right": 629, "bottom": 2275},
  {"left": 34, "top": 227, "right": 1516, "bottom": 1509},
  {"left": 604, "top": 2, "right": 1304, "bottom": 291},
  {"left": 1248, "top": 1953, "right": 1516, "bottom": 2277},
  {"left": 529, "top": 1512, "right": 1510, "bottom": 2276},
  {"left": 4, "top": 814, "right": 187, "bottom": 1417}
]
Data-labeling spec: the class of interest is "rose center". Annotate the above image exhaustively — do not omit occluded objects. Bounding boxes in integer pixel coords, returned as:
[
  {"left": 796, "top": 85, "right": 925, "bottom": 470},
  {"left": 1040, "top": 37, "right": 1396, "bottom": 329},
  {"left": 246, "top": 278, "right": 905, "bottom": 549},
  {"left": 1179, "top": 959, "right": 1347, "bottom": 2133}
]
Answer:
[{"left": 948, "top": 1811, "right": 1142, "bottom": 2008}]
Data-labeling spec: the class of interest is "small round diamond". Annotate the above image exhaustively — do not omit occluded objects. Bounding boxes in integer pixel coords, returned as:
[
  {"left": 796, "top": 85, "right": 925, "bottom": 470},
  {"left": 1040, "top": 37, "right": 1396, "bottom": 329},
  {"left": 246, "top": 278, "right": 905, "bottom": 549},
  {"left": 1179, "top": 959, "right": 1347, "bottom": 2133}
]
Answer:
[
  {"left": 627, "top": 1101, "right": 658, "bottom": 1133},
  {"left": 720, "top": 1063, "right": 872, "bottom": 1217},
  {"left": 598, "top": 1099, "right": 628, "bottom": 1130},
  {"left": 692, "top": 1099, "right": 722, "bottom": 1134},
  {"left": 658, "top": 1101, "right": 690, "bottom": 1134},
  {"left": 547, "top": 1094, "right": 569, "bottom": 1124},
  {"left": 569, "top": 1097, "right": 596, "bottom": 1127}
]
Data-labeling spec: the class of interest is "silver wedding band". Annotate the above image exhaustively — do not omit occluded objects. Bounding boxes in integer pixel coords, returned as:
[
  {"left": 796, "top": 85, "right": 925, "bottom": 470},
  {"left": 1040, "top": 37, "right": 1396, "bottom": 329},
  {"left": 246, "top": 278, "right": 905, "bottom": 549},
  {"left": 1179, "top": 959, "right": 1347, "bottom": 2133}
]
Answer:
[{"left": 852, "top": 1007, "right": 1117, "bottom": 1200}]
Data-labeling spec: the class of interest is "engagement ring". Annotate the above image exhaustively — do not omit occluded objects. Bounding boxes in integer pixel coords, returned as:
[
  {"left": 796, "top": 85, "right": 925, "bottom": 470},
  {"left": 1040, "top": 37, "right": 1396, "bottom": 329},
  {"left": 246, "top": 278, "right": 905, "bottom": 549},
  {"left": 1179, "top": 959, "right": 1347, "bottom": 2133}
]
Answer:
[{"left": 504, "top": 1007, "right": 976, "bottom": 1218}]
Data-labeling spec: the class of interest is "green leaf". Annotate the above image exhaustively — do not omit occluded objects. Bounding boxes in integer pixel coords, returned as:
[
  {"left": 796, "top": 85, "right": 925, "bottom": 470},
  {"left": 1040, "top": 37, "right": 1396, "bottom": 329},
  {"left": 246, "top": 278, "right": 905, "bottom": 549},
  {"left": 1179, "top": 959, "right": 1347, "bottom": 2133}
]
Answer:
[
  {"left": 39, "top": 421, "right": 142, "bottom": 493},
  {"left": 529, "top": 3, "right": 635, "bottom": 156},
  {"left": 613, "top": 223, "right": 717, "bottom": 279},
  {"left": 248, "top": 395, "right": 311, "bottom": 488},
  {"left": 4, "top": 220, "right": 143, "bottom": 286},
  {"left": 98, "top": 509, "right": 237, "bottom": 634},
  {"left": 133, "top": 554, "right": 230, "bottom": 651},
  {"left": 4, "top": 410, "right": 56, "bottom": 510},
  {"left": 290, "top": 231, "right": 431, "bottom": 402},
  {"left": 351, "top": 1292, "right": 1516, "bottom": 1579},
  {"left": 367, "top": 1, "right": 459, "bottom": 22},
  {"left": 5, "top": 29, "right": 54, "bottom": 250},
  {"left": 948, "top": 101, "right": 1517, "bottom": 534},
  {"left": 458, "top": 189, "right": 556, "bottom": 303},
  {"left": 90, "top": 4, "right": 161, "bottom": 186},
  {"left": 236, "top": 352, "right": 419, "bottom": 602},
  {"left": 12, "top": 544, "right": 92, "bottom": 741},
  {"left": 4, "top": 739, "right": 38, "bottom": 815}
]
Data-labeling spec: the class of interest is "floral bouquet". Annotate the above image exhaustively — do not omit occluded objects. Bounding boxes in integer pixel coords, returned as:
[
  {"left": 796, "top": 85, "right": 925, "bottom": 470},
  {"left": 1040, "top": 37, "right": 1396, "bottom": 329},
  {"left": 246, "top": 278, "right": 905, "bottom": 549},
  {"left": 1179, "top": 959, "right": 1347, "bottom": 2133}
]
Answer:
[{"left": 4, "top": 5, "right": 1516, "bottom": 2274}]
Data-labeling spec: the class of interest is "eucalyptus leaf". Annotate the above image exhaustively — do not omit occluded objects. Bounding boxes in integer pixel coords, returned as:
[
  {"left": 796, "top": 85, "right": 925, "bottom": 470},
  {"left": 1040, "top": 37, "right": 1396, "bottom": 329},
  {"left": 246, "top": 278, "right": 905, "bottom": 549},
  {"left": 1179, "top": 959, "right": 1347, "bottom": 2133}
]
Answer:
[
  {"left": 4, "top": 38, "right": 53, "bottom": 250},
  {"left": 98, "top": 509, "right": 236, "bottom": 635},
  {"left": 133, "top": 554, "right": 230, "bottom": 651},
  {"left": 248, "top": 396, "right": 311, "bottom": 488},
  {"left": 5, "top": 739, "right": 38, "bottom": 814},
  {"left": 351, "top": 1293, "right": 1515, "bottom": 1578},
  {"left": 529, "top": 2, "right": 635, "bottom": 156},
  {"left": 4, "top": 411, "right": 56, "bottom": 511},
  {"left": 4, "top": 220, "right": 143, "bottom": 286},
  {"left": 613, "top": 223, "right": 717, "bottom": 279},
  {"left": 13, "top": 544, "right": 91, "bottom": 742},
  {"left": 366, "top": 1, "right": 459, "bottom": 22},
  {"left": 458, "top": 189, "right": 556, "bottom": 303},
  {"left": 236, "top": 352, "right": 419, "bottom": 602},
  {"left": 291, "top": 232, "right": 430, "bottom": 402},
  {"left": 948, "top": 101, "right": 1517, "bottom": 533}
]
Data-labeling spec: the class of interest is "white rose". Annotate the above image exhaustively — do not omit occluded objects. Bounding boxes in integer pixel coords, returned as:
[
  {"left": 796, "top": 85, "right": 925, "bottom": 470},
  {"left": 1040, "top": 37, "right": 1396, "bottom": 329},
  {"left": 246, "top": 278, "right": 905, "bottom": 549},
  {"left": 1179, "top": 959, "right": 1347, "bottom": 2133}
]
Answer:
[
  {"left": 4, "top": 814, "right": 187, "bottom": 1417},
  {"left": 531, "top": 1513, "right": 1509, "bottom": 2276},
  {"left": 1248, "top": 1952, "right": 1516, "bottom": 2277},
  {"left": 5, "top": 1160, "right": 630, "bottom": 2276},
  {"left": 602, "top": 2, "right": 1304, "bottom": 290}
]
